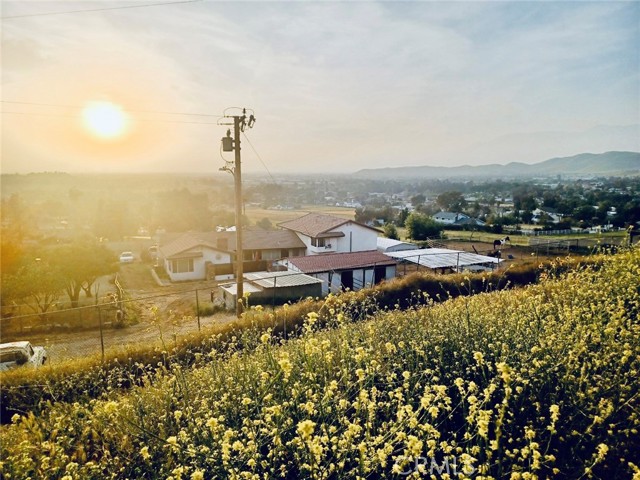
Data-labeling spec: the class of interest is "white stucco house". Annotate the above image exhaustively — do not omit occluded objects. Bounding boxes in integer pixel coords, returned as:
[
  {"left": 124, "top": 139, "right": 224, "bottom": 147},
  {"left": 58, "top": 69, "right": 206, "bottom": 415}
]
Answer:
[
  {"left": 532, "top": 208, "right": 563, "bottom": 224},
  {"left": 278, "top": 213, "right": 382, "bottom": 255},
  {"left": 159, "top": 232, "right": 233, "bottom": 282},
  {"left": 159, "top": 229, "right": 306, "bottom": 282},
  {"left": 433, "top": 212, "right": 469, "bottom": 225}
]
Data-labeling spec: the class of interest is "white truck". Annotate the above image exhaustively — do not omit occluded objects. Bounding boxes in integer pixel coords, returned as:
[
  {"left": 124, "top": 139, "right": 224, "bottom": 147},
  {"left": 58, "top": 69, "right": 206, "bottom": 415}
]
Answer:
[{"left": 0, "top": 341, "right": 47, "bottom": 372}]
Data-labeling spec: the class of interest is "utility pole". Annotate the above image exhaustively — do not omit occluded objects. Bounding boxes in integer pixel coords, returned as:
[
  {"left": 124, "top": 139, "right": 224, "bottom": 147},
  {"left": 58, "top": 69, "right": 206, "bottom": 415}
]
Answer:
[{"left": 220, "top": 108, "right": 256, "bottom": 318}]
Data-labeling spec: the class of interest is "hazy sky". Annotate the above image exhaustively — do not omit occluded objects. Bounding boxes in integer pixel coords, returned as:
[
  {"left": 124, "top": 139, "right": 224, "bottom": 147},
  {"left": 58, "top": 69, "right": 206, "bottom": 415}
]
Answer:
[{"left": 2, "top": 0, "right": 639, "bottom": 174}]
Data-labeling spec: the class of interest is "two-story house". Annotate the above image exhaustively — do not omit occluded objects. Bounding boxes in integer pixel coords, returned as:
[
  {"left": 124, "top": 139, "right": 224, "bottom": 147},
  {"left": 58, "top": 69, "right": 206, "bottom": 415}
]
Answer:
[{"left": 277, "top": 213, "right": 381, "bottom": 255}]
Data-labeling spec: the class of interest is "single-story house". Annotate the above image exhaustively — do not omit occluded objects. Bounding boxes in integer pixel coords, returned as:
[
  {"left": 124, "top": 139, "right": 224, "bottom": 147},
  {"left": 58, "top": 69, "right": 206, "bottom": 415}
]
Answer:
[
  {"left": 217, "top": 271, "right": 323, "bottom": 310},
  {"left": 432, "top": 211, "right": 485, "bottom": 226},
  {"left": 278, "top": 213, "right": 382, "bottom": 255},
  {"left": 279, "top": 250, "right": 397, "bottom": 296},
  {"left": 433, "top": 212, "right": 469, "bottom": 225},
  {"left": 377, "top": 237, "right": 418, "bottom": 253},
  {"left": 159, "top": 229, "right": 306, "bottom": 282},
  {"left": 532, "top": 208, "right": 563, "bottom": 224},
  {"left": 159, "top": 232, "right": 233, "bottom": 282}
]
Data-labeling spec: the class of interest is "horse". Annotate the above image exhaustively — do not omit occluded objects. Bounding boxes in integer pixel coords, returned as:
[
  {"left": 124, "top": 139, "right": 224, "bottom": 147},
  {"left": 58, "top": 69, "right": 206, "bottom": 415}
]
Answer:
[{"left": 493, "top": 236, "right": 510, "bottom": 250}]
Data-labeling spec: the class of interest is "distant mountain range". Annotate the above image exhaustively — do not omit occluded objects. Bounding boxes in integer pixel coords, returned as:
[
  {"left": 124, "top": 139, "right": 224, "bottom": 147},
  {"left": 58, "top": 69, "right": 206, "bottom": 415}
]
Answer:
[{"left": 354, "top": 151, "right": 640, "bottom": 179}]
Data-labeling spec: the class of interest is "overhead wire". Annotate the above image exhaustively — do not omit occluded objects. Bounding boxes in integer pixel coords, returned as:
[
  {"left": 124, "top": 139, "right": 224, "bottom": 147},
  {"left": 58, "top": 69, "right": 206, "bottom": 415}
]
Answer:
[
  {"left": 1, "top": 100, "right": 223, "bottom": 119},
  {"left": 1, "top": 110, "right": 220, "bottom": 125},
  {"left": 1, "top": 0, "right": 202, "bottom": 20},
  {"left": 242, "top": 131, "right": 276, "bottom": 183}
]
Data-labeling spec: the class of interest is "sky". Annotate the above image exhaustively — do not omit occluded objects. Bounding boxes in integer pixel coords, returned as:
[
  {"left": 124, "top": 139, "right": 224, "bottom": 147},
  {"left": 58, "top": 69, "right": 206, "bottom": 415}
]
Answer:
[{"left": 1, "top": 0, "right": 639, "bottom": 174}]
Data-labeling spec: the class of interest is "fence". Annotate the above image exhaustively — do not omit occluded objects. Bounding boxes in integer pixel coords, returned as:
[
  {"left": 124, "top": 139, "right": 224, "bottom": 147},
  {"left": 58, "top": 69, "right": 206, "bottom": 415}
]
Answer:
[
  {"left": 0, "top": 285, "right": 233, "bottom": 365},
  {"left": 0, "top": 241, "right": 627, "bottom": 366}
]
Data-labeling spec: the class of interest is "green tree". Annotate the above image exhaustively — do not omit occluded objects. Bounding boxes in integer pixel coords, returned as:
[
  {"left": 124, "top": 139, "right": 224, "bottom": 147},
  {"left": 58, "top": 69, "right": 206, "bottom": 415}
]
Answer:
[
  {"left": 405, "top": 213, "right": 444, "bottom": 240},
  {"left": 410, "top": 194, "right": 426, "bottom": 207},
  {"left": 3, "top": 260, "right": 65, "bottom": 322},
  {"left": 396, "top": 207, "right": 409, "bottom": 227},
  {"left": 47, "top": 240, "right": 118, "bottom": 308},
  {"left": 436, "top": 191, "right": 467, "bottom": 212},
  {"left": 383, "top": 223, "right": 399, "bottom": 240}
]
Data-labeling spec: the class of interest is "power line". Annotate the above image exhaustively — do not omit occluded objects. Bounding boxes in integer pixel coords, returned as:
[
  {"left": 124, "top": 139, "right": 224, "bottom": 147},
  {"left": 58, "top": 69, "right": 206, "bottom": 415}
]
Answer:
[
  {"left": 1, "top": 0, "right": 202, "bottom": 20},
  {"left": 242, "top": 131, "right": 276, "bottom": 183},
  {"left": 1, "top": 100, "right": 222, "bottom": 119},
  {"left": 1, "top": 110, "right": 219, "bottom": 125}
]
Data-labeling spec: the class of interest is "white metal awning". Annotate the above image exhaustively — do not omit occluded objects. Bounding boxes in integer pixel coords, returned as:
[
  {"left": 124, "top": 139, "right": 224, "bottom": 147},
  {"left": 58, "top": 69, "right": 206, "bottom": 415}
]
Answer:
[{"left": 386, "top": 248, "right": 503, "bottom": 269}]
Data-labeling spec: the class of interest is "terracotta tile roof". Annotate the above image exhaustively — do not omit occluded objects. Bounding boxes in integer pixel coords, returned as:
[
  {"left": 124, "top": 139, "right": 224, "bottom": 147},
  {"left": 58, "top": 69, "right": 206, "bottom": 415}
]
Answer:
[
  {"left": 286, "top": 250, "right": 396, "bottom": 274},
  {"left": 278, "top": 213, "right": 380, "bottom": 237}
]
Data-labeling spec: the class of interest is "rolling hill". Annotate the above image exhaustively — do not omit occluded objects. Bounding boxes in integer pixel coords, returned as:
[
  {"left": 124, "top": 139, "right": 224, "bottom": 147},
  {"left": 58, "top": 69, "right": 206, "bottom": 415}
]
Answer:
[{"left": 354, "top": 151, "right": 640, "bottom": 179}]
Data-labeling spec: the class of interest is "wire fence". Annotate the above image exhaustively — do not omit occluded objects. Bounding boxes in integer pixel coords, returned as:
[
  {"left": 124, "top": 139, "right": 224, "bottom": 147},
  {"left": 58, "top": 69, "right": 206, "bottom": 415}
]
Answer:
[{"left": 0, "top": 284, "right": 232, "bottom": 365}]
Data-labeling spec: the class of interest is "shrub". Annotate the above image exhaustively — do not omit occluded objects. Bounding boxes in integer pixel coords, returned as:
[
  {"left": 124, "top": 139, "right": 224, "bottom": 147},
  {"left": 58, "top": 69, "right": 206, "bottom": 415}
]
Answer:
[{"left": 0, "top": 248, "right": 637, "bottom": 478}]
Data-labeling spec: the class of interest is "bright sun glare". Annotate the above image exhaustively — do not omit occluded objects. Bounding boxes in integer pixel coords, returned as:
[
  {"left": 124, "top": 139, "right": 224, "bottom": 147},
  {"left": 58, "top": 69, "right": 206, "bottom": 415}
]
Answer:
[{"left": 82, "top": 101, "right": 129, "bottom": 139}]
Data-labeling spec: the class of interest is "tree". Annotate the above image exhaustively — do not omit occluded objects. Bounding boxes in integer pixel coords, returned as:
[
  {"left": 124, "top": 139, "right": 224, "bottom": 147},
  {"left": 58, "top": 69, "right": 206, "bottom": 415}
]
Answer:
[
  {"left": 47, "top": 240, "right": 118, "bottom": 307},
  {"left": 410, "top": 194, "right": 426, "bottom": 207},
  {"left": 383, "top": 223, "right": 399, "bottom": 240},
  {"left": 396, "top": 207, "right": 409, "bottom": 227},
  {"left": 405, "top": 213, "right": 444, "bottom": 240},
  {"left": 436, "top": 191, "right": 467, "bottom": 212},
  {"left": 3, "top": 260, "right": 65, "bottom": 322},
  {"left": 256, "top": 218, "right": 274, "bottom": 230}
]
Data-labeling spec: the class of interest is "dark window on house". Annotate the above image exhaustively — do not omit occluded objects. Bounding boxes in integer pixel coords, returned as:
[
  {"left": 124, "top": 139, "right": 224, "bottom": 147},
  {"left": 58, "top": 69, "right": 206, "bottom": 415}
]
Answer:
[
  {"left": 374, "top": 266, "right": 386, "bottom": 284},
  {"left": 311, "top": 237, "right": 326, "bottom": 247},
  {"left": 171, "top": 258, "right": 194, "bottom": 273},
  {"left": 280, "top": 249, "right": 289, "bottom": 258}
]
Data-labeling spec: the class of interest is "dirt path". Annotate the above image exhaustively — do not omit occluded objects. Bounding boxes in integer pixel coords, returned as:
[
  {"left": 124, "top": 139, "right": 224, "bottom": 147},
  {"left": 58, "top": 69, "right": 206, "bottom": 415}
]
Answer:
[{"left": 12, "top": 265, "right": 239, "bottom": 364}]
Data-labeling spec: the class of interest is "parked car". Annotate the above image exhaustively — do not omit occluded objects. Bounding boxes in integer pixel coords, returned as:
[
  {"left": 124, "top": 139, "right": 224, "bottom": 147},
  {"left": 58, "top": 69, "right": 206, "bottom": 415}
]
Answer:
[
  {"left": 0, "top": 341, "right": 47, "bottom": 372},
  {"left": 119, "top": 251, "right": 135, "bottom": 263}
]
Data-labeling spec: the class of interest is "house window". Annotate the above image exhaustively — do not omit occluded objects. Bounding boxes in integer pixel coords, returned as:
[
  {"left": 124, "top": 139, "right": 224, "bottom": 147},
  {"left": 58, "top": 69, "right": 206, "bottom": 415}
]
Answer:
[
  {"left": 311, "top": 237, "right": 326, "bottom": 247},
  {"left": 171, "top": 258, "right": 194, "bottom": 273}
]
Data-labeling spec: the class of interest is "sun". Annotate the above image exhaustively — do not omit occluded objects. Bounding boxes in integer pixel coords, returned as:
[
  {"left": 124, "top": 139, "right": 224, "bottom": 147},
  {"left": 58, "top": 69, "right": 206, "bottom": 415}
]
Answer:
[{"left": 82, "top": 101, "right": 129, "bottom": 139}]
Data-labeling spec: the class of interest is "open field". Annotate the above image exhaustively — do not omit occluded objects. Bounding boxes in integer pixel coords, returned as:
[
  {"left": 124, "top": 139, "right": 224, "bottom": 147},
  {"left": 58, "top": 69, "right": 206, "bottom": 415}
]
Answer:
[{"left": 244, "top": 204, "right": 355, "bottom": 224}]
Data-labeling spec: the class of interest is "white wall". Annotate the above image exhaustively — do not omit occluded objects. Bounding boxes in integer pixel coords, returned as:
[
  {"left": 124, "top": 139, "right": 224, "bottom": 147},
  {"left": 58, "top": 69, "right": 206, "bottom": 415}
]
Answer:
[
  {"left": 333, "top": 223, "right": 378, "bottom": 253},
  {"left": 166, "top": 247, "right": 232, "bottom": 282},
  {"left": 290, "top": 265, "right": 397, "bottom": 296}
]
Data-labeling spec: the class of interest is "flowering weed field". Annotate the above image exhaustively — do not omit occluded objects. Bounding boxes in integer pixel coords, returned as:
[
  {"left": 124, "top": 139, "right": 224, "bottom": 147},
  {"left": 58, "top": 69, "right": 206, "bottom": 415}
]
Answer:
[{"left": 1, "top": 248, "right": 638, "bottom": 479}]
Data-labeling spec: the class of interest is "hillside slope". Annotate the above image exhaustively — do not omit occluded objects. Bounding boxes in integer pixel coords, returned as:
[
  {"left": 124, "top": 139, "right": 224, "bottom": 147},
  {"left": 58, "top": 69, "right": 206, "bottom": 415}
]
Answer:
[
  {"left": 355, "top": 151, "right": 640, "bottom": 179},
  {"left": 1, "top": 248, "right": 639, "bottom": 479}
]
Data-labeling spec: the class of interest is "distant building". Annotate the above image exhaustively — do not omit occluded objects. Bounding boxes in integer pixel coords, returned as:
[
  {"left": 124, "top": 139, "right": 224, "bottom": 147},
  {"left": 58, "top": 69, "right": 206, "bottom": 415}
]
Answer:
[{"left": 432, "top": 211, "right": 485, "bottom": 226}]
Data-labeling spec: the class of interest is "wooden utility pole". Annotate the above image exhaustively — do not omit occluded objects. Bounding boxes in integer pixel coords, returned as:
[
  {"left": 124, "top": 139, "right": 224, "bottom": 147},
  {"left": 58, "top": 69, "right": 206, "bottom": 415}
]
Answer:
[
  {"left": 233, "top": 115, "right": 244, "bottom": 317},
  {"left": 220, "top": 108, "right": 255, "bottom": 318}
]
